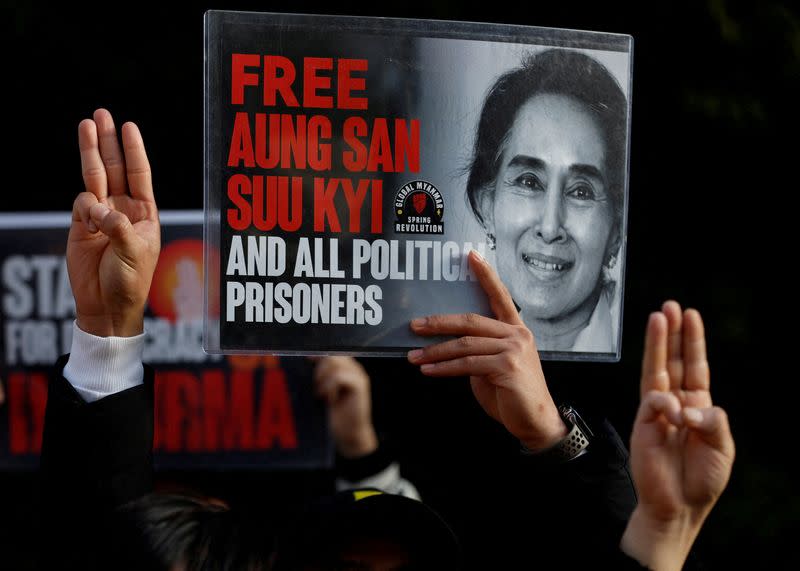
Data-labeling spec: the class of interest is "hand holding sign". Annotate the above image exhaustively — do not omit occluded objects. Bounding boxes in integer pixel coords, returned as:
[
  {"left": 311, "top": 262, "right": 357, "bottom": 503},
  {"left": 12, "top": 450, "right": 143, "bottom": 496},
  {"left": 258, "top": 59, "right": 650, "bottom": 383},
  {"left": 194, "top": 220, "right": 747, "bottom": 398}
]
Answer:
[
  {"left": 621, "top": 303, "right": 735, "bottom": 570},
  {"left": 68, "top": 109, "right": 161, "bottom": 337},
  {"left": 408, "top": 250, "right": 567, "bottom": 451}
]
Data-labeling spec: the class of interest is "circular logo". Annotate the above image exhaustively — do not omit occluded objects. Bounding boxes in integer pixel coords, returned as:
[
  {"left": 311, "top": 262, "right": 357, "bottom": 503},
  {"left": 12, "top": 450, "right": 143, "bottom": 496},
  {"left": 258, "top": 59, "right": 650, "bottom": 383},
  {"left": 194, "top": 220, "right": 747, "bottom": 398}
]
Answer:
[{"left": 393, "top": 180, "right": 445, "bottom": 234}]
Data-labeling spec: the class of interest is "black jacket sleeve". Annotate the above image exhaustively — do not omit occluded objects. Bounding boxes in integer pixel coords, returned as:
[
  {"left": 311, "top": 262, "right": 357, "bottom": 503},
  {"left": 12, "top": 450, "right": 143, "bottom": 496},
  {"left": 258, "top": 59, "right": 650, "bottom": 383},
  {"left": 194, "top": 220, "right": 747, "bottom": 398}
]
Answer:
[
  {"left": 39, "top": 354, "right": 154, "bottom": 569},
  {"left": 507, "top": 416, "right": 638, "bottom": 568}
]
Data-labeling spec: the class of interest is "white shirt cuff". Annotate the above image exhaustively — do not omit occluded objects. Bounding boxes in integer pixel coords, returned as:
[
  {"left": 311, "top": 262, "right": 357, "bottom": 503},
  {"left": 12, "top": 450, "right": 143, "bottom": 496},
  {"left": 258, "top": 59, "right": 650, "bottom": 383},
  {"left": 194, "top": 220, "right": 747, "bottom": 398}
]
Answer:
[{"left": 62, "top": 321, "right": 146, "bottom": 403}]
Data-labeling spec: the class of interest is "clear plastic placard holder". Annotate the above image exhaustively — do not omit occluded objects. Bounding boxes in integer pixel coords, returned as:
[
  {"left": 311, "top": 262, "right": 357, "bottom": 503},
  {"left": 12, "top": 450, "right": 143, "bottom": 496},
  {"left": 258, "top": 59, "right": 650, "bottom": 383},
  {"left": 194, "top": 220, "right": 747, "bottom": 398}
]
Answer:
[{"left": 204, "top": 11, "right": 632, "bottom": 360}]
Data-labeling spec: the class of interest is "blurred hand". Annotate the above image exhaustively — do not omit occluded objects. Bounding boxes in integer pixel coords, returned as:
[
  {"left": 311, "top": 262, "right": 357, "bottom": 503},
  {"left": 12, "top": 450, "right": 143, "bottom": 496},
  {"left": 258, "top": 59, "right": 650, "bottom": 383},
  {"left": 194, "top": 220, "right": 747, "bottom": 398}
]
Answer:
[
  {"left": 68, "top": 109, "right": 160, "bottom": 337},
  {"left": 621, "top": 302, "right": 735, "bottom": 570},
  {"left": 313, "top": 357, "right": 378, "bottom": 459},
  {"left": 407, "top": 250, "right": 567, "bottom": 451}
]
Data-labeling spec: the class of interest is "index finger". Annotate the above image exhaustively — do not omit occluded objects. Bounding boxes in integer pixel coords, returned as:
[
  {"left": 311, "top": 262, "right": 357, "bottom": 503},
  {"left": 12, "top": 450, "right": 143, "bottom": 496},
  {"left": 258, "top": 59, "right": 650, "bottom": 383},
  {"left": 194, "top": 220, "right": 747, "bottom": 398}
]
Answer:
[
  {"left": 78, "top": 119, "right": 108, "bottom": 200},
  {"left": 468, "top": 250, "right": 523, "bottom": 326},
  {"left": 121, "top": 122, "right": 155, "bottom": 203},
  {"left": 641, "top": 311, "right": 670, "bottom": 398}
]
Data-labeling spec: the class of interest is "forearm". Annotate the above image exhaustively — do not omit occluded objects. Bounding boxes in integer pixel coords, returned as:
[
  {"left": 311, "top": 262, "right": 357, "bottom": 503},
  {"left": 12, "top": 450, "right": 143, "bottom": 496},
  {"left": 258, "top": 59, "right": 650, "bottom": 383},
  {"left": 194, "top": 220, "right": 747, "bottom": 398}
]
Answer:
[
  {"left": 620, "top": 507, "right": 706, "bottom": 571},
  {"left": 524, "top": 416, "right": 637, "bottom": 564},
  {"left": 41, "top": 356, "right": 155, "bottom": 506},
  {"left": 76, "top": 310, "right": 144, "bottom": 338},
  {"left": 41, "top": 323, "right": 154, "bottom": 508},
  {"left": 40, "top": 354, "right": 154, "bottom": 570},
  {"left": 555, "top": 418, "right": 637, "bottom": 523}
]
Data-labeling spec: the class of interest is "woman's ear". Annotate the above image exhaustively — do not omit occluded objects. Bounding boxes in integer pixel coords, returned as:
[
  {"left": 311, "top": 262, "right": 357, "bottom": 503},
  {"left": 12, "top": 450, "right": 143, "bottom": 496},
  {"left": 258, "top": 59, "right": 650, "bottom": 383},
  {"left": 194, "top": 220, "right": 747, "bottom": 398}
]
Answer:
[
  {"left": 477, "top": 185, "right": 495, "bottom": 235},
  {"left": 605, "top": 228, "right": 622, "bottom": 267}
]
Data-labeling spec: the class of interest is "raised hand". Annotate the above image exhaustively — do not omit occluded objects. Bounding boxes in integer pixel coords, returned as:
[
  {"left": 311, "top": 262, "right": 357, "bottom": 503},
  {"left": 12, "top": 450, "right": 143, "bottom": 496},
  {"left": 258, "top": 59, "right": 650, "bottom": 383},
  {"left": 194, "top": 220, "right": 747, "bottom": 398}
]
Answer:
[
  {"left": 313, "top": 357, "right": 379, "bottom": 459},
  {"left": 621, "top": 302, "right": 735, "bottom": 570},
  {"left": 407, "top": 250, "right": 567, "bottom": 451},
  {"left": 68, "top": 109, "right": 160, "bottom": 337}
]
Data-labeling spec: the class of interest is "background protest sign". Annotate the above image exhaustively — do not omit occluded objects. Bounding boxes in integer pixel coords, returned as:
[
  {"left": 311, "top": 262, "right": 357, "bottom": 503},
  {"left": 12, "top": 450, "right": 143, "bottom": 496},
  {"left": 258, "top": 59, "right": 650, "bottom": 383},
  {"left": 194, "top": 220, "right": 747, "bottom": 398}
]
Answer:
[
  {"left": 0, "top": 211, "right": 332, "bottom": 470},
  {"left": 205, "top": 12, "right": 632, "bottom": 361}
]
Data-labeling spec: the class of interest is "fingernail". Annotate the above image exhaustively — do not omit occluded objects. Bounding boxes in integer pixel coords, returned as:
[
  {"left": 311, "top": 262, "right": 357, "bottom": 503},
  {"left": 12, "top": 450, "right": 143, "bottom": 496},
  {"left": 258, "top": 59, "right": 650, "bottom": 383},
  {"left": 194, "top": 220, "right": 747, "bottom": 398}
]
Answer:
[
  {"left": 408, "top": 349, "right": 423, "bottom": 362},
  {"left": 91, "top": 203, "right": 110, "bottom": 221},
  {"left": 87, "top": 220, "right": 97, "bottom": 233},
  {"left": 684, "top": 408, "right": 703, "bottom": 425},
  {"left": 471, "top": 249, "right": 486, "bottom": 263},
  {"left": 410, "top": 317, "right": 427, "bottom": 328},
  {"left": 420, "top": 363, "right": 434, "bottom": 373}
]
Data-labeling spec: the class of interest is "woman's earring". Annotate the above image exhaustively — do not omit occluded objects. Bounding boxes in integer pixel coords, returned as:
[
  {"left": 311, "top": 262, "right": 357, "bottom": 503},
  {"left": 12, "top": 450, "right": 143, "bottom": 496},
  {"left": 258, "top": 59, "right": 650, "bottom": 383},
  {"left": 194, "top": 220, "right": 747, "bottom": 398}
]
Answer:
[
  {"left": 606, "top": 254, "right": 617, "bottom": 269},
  {"left": 486, "top": 233, "right": 496, "bottom": 250}
]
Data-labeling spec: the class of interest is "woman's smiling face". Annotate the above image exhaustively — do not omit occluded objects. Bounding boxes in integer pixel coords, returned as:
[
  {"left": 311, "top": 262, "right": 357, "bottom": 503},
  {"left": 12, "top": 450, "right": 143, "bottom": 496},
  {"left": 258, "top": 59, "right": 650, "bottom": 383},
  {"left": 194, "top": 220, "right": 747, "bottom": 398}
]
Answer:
[{"left": 483, "top": 93, "right": 617, "bottom": 321}]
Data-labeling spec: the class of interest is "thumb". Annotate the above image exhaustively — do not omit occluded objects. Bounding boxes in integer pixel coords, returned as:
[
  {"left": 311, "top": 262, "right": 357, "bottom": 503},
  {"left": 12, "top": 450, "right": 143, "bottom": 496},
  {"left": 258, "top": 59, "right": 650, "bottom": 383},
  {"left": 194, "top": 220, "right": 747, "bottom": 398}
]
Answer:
[
  {"left": 683, "top": 406, "right": 735, "bottom": 458},
  {"left": 90, "top": 203, "right": 140, "bottom": 263}
]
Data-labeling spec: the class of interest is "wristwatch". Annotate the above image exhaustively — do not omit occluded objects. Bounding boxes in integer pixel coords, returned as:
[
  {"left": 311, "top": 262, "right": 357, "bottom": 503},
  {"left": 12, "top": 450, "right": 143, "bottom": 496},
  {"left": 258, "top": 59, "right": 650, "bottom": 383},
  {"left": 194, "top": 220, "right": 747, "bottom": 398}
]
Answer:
[{"left": 522, "top": 404, "right": 594, "bottom": 463}]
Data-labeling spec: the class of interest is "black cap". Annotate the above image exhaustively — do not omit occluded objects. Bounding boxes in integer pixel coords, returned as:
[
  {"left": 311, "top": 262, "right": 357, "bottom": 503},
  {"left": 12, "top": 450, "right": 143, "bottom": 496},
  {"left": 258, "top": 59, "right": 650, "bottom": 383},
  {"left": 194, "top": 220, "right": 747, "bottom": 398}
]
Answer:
[{"left": 272, "top": 488, "right": 461, "bottom": 570}]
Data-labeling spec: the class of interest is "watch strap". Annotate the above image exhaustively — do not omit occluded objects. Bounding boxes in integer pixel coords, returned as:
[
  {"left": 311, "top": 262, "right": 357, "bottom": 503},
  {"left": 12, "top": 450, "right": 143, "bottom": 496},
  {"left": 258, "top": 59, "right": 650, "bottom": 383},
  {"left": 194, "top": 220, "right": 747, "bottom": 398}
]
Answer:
[
  {"left": 551, "top": 421, "right": 590, "bottom": 461},
  {"left": 521, "top": 404, "right": 591, "bottom": 463}
]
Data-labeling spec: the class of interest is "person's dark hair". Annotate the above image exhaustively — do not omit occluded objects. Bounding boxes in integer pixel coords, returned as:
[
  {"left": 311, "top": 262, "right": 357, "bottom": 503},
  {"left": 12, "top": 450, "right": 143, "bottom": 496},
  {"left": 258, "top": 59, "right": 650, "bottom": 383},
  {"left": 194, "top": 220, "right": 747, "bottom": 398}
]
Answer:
[
  {"left": 106, "top": 493, "right": 271, "bottom": 570},
  {"left": 466, "top": 49, "right": 628, "bottom": 240},
  {"left": 271, "top": 489, "right": 461, "bottom": 571}
]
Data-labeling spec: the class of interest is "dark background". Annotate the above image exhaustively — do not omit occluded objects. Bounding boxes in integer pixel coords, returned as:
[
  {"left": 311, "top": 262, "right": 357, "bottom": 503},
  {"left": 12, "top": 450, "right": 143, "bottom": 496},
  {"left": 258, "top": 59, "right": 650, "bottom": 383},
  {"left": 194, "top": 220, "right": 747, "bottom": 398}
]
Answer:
[{"left": 2, "top": 0, "right": 796, "bottom": 568}]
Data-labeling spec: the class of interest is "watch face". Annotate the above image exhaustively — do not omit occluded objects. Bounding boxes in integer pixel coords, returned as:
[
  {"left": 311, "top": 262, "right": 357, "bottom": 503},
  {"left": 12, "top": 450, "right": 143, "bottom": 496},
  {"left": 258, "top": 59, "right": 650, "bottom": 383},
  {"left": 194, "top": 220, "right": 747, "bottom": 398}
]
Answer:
[
  {"left": 559, "top": 405, "right": 593, "bottom": 438},
  {"left": 575, "top": 414, "right": 594, "bottom": 439}
]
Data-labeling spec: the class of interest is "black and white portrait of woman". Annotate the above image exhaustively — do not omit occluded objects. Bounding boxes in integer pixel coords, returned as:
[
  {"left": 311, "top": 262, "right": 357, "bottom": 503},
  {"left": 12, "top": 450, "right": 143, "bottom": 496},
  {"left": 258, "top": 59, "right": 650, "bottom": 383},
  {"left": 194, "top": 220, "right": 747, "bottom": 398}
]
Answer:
[{"left": 462, "top": 49, "right": 629, "bottom": 355}]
